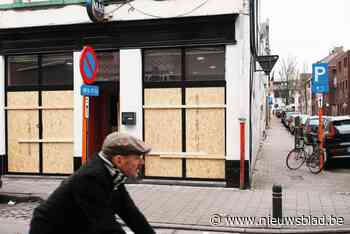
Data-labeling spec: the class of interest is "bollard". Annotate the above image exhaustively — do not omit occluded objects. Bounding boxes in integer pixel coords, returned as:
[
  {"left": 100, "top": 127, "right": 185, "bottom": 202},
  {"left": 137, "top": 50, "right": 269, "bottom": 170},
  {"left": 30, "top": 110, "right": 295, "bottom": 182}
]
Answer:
[{"left": 272, "top": 184, "right": 282, "bottom": 220}]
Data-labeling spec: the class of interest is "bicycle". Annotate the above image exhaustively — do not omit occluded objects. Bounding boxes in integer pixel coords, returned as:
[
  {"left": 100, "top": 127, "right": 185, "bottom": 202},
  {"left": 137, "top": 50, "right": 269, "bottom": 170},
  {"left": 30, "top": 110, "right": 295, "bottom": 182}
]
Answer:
[{"left": 286, "top": 136, "right": 324, "bottom": 174}]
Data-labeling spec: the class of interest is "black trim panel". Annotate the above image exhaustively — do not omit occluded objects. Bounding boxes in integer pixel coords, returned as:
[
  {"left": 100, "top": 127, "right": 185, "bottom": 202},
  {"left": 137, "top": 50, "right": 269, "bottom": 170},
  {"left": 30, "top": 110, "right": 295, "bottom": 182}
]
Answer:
[
  {"left": 0, "top": 155, "right": 5, "bottom": 175},
  {"left": 143, "top": 176, "right": 225, "bottom": 182},
  {"left": 74, "top": 157, "right": 82, "bottom": 171},
  {"left": 0, "top": 14, "right": 237, "bottom": 54},
  {"left": 225, "top": 160, "right": 250, "bottom": 188}
]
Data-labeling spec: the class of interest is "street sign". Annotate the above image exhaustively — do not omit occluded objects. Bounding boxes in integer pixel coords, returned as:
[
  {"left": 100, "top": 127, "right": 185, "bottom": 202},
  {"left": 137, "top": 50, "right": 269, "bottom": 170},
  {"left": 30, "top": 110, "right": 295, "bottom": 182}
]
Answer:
[
  {"left": 81, "top": 84, "right": 100, "bottom": 96},
  {"left": 312, "top": 63, "right": 329, "bottom": 94},
  {"left": 80, "top": 46, "right": 99, "bottom": 85},
  {"left": 268, "top": 96, "right": 273, "bottom": 105},
  {"left": 86, "top": 0, "right": 105, "bottom": 23},
  {"left": 256, "top": 55, "right": 279, "bottom": 75}
]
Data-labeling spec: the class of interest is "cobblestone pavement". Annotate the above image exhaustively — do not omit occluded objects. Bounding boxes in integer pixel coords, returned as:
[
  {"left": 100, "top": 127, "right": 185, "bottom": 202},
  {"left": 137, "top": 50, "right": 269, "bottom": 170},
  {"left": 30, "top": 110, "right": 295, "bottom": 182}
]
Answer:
[{"left": 0, "top": 201, "right": 40, "bottom": 220}]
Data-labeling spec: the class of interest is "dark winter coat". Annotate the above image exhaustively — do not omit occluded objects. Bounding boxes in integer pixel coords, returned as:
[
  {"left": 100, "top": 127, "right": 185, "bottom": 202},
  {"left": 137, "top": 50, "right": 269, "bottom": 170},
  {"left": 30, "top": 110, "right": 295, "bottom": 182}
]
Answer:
[{"left": 29, "top": 155, "right": 155, "bottom": 234}]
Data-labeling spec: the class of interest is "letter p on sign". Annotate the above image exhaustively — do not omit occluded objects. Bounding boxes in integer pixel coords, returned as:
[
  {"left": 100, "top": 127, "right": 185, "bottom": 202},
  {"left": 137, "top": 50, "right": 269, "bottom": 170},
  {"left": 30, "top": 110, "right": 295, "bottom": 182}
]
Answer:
[{"left": 315, "top": 66, "right": 326, "bottom": 82}]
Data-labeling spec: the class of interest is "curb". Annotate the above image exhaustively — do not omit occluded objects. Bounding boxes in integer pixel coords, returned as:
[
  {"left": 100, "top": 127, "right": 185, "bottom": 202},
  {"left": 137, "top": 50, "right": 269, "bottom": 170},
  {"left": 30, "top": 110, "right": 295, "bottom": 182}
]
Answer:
[{"left": 147, "top": 222, "right": 350, "bottom": 233}]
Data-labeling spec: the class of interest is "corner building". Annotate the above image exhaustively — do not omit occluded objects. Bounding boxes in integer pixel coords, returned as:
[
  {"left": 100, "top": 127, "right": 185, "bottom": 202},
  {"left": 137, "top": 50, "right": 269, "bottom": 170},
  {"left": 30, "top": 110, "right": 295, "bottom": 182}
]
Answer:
[{"left": 0, "top": 0, "right": 268, "bottom": 187}]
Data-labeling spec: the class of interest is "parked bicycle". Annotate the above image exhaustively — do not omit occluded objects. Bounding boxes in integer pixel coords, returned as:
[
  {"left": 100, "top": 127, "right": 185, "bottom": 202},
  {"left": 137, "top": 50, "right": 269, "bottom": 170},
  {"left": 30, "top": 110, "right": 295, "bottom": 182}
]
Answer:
[{"left": 286, "top": 135, "right": 324, "bottom": 174}]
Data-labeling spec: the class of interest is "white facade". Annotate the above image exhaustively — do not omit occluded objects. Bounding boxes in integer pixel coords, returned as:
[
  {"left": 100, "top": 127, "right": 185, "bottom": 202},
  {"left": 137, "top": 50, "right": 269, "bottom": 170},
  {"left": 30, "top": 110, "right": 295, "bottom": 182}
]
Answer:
[
  {"left": 0, "top": 0, "right": 268, "bottom": 186},
  {"left": 0, "top": 0, "right": 244, "bottom": 29}
]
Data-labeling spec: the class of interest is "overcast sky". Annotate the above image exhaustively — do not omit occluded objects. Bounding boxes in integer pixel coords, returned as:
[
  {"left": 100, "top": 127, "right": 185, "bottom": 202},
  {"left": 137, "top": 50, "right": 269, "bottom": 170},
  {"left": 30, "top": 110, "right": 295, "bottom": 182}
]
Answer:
[{"left": 260, "top": 0, "right": 350, "bottom": 75}]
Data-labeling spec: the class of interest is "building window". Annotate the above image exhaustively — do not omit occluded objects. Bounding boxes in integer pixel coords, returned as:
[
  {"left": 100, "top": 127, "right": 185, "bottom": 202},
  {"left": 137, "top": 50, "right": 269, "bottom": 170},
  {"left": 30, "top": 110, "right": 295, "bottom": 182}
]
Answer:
[
  {"left": 7, "top": 53, "right": 73, "bottom": 90},
  {"left": 41, "top": 53, "right": 73, "bottom": 86},
  {"left": 144, "top": 49, "right": 181, "bottom": 82},
  {"left": 95, "top": 51, "right": 120, "bottom": 82},
  {"left": 338, "top": 61, "right": 342, "bottom": 73},
  {"left": 7, "top": 55, "right": 39, "bottom": 86},
  {"left": 345, "top": 57, "right": 348, "bottom": 68},
  {"left": 144, "top": 47, "right": 225, "bottom": 83},
  {"left": 185, "top": 47, "right": 225, "bottom": 81}
]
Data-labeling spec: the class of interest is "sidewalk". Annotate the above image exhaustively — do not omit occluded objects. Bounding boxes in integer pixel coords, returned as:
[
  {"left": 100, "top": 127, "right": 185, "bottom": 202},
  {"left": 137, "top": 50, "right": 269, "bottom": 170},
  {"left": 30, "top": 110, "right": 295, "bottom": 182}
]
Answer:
[{"left": 2, "top": 117, "right": 350, "bottom": 233}]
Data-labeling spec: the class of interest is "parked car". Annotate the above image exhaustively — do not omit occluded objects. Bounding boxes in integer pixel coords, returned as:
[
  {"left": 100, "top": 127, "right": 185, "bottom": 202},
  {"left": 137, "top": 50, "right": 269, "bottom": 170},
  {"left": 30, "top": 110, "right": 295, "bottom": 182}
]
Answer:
[
  {"left": 324, "top": 116, "right": 350, "bottom": 164},
  {"left": 303, "top": 116, "right": 330, "bottom": 144}
]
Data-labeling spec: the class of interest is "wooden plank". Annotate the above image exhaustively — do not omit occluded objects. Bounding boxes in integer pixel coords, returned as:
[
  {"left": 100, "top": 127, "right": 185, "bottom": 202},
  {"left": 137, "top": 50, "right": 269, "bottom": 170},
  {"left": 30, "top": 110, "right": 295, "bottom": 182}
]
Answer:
[
  {"left": 42, "top": 109, "right": 73, "bottom": 139},
  {"left": 42, "top": 143, "right": 73, "bottom": 174},
  {"left": 186, "top": 87, "right": 225, "bottom": 105},
  {"left": 4, "top": 106, "right": 73, "bottom": 110},
  {"left": 186, "top": 109, "right": 225, "bottom": 155},
  {"left": 7, "top": 91, "right": 37, "bottom": 107},
  {"left": 143, "top": 105, "right": 226, "bottom": 109},
  {"left": 7, "top": 91, "right": 39, "bottom": 173},
  {"left": 144, "top": 88, "right": 181, "bottom": 105},
  {"left": 144, "top": 88, "right": 182, "bottom": 152},
  {"left": 18, "top": 139, "right": 73, "bottom": 143},
  {"left": 149, "top": 151, "right": 225, "bottom": 159},
  {"left": 42, "top": 91, "right": 74, "bottom": 174},
  {"left": 42, "top": 91, "right": 73, "bottom": 106},
  {"left": 186, "top": 159, "right": 225, "bottom": 179},
  {"left": 144, "top": 109, "right": 182, "bottom": 152},
  {"left": 145, "top": 155, "right": 182, "bottom": 177}
]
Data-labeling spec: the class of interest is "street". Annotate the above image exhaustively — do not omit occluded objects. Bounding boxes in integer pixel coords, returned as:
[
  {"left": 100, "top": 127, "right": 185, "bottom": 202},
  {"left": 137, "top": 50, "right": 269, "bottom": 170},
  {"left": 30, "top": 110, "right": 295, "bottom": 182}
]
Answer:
[{"left": 1, "top": 117, "right": 350, "bottom": 233}]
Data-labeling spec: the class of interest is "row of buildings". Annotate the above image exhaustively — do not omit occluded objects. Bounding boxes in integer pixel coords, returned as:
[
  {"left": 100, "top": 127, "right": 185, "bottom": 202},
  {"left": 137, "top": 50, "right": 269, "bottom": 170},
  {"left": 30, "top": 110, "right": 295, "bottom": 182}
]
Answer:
[
  {"left": 0, "top": 0, "right": 272, "bottom": 188},
  {"left": 271, "top": 46, "right": 350, "bottom": 117}
]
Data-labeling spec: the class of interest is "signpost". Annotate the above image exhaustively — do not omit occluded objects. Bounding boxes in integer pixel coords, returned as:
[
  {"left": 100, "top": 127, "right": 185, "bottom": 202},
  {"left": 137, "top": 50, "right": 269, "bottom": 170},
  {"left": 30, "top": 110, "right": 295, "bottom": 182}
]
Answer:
[
  {"left": 312, "top": 63, "right": 329, "bottom": 170},
  {"left": 80, "top": 46, "right": 99, "bottom": 164}
]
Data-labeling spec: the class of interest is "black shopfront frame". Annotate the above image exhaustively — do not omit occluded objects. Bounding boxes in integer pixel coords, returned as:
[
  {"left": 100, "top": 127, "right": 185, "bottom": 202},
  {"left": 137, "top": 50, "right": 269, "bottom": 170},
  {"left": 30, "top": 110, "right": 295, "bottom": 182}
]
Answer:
[{"left": 0, "top": 14, "right": 237, "bottom": 178}]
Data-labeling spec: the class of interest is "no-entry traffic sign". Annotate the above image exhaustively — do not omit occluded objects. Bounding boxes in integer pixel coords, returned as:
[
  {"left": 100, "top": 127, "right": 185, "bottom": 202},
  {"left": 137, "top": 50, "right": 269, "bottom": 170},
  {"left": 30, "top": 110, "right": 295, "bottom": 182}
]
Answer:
[{"left": 80, "top": 46, "right": 99, "bottom": 84}]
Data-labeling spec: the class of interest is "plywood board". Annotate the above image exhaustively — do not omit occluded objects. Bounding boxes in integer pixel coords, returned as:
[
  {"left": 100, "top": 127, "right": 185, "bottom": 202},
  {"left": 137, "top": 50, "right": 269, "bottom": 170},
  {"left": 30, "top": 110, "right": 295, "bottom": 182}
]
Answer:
[
  {"left": 186, "top": 87, "right": 225, "bottom": 105},
  {"left": 7, "top": 91, "right": 38, "bottom": 107},
  {"left": 42, "top": 143, "right": 73, "bottom": 174},
  {"left": 186, "top": 109, "right": 225, "bottom": 155},
  {"left": 144, "top": 88, "right": 181, "bottom": 105},
  {"left": 144, "top": 109, "right": 182, "bottom": 152},
  {"left": 145, "top": 155, "right": 182, "bottom": 177},
  {"left": 42, "top": 109, "right": 73, "bottom": 139},
  {"left": 7, "top": 109, "right": 39, "bottom": 173},
  {"left": 42, "top": 91, "right": 73, "bottom": 106},
  {"left": 186, "top": 159, "right": 225, "bottom": 179}
]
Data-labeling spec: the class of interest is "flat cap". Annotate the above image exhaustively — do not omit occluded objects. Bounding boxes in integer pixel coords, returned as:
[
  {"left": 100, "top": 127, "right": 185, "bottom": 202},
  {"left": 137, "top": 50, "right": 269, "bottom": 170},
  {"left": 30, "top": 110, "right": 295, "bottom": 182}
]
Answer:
[{"left": 101, "top": 132, "right": 151, "bottom": 157}]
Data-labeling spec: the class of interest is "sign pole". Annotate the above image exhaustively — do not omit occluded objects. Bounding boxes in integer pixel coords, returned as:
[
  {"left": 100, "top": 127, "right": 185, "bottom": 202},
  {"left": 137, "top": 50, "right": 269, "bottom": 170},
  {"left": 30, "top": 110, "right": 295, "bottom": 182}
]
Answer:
[
  {"left": 82, "top": 96, "right": 88, "bottom": 164},
  {"left": 318, "top": 95, "right": 324, "bottom": 169},
  {"left": 312, "top": 63, "right": 329, "bottom": 171},
  {"left": 80, "top": 46, "right": 99, "bottom": 164}
]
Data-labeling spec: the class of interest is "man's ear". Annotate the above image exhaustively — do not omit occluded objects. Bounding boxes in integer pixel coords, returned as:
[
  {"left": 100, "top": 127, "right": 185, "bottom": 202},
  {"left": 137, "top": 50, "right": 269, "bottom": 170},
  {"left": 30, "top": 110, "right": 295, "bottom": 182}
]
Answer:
[{"left": 111, "top": 155, "right": 123, "bottom": 167}]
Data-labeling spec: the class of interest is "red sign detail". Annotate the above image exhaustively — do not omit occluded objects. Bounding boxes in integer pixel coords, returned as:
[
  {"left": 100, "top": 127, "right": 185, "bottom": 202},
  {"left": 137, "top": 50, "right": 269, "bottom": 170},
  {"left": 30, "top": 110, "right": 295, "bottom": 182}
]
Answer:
[{"left": 80, "top": 46, "right": 99, "bottom": 84}]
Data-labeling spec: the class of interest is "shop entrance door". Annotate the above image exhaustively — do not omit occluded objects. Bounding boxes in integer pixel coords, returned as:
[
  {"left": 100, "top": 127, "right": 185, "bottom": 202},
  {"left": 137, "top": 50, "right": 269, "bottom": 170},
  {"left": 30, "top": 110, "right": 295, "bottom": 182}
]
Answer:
[{"left": 86, "top": 84, "right": 119, "bottom": 158}]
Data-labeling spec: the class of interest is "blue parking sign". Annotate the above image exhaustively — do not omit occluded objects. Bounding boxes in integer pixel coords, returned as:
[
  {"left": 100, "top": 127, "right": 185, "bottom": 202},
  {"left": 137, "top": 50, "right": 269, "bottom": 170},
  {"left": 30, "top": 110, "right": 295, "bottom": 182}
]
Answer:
[{"left": 312, "top": 63, "right": 329, "bottom": 94}]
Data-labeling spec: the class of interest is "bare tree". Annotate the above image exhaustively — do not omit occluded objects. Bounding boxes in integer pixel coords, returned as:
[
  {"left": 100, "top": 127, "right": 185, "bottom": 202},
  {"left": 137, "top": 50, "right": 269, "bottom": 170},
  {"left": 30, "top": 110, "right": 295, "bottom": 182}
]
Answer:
[{"left": 277, "top": 56, "right": 299, "bottom": 105}]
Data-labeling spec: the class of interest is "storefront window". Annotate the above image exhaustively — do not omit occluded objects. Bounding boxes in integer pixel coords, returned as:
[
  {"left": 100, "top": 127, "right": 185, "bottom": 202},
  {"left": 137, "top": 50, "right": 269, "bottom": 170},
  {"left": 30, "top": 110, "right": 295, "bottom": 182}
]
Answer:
[
  {"left": 7, "top": 53, "right": 73, "bottom": 89},
  {"left": 41, "top": 53, "right": 73, "bottom": 86},
  {"left": 7, "top": 55, "right": 39, "bottom": 86},
  {"left": 144, "top": 49, "right": 181, "bottom": 82},
  {"left": 185, "top": 47, "right": 225, "bottom": 81},
  {"left": 96, "top": 52, "right": 119, "bottom": 82}
]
